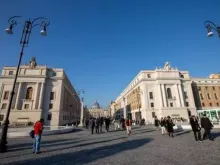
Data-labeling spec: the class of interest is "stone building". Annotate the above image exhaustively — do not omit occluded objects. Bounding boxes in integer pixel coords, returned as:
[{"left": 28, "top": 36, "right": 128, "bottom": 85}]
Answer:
[
  {"left": 88, "top": 101, "right": 106, "bottom": 118},
  {"left": 192, "top": 76, "right": 220, "bottom": 121},
  {"left": 0, "top": 57, "right": 81, "bottom": 126},
  {"left": 114, "top": 62, "right": 197, "bottom": 123}
]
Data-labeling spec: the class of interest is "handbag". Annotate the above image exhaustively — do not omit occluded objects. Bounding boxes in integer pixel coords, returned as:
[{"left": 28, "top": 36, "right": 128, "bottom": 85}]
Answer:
[{"left": 29, "top": 130, "right": 35, "bottom": 138}]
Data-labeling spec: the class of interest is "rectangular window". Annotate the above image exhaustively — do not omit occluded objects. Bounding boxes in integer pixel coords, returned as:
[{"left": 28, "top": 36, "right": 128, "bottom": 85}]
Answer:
[
  {"left": 49, "top": 103, "right": 53, "bottom": 109},
  {"left": 209, "top": 103, "right": 212, "bottom": 107},
  {"left": 149, "top": 92, "right": 154, "bottom": 99},
  {"left": 217, "top": 102, "right": 219, "bottom": 106},
  {"left": 205, "top": 86, "right": 208, "bottom": 90},
  {"left": 184, "top": 92, "right": 188, "bottom": 99},
  {"left": 186, "top": 102, "right": 189, "bottom": 107},
  {"left": 152, "top": 112, "right": 155, "bottom": 118},
  {"left": 202, "top": 103, "right": 205, "bottom": 107},
  {"left": 9, "top": 71, "right": 13, "bottom": 75},
  {"left": 170, "top": 103, "right": 173, "bottom": 107},
  {"left": 24, "top": 104, "right": 29, "bottom": 109},
  {"left": 150, "top": 103, "right": 154, "bottom": 108},
  {"left": 200, "top": 93, "right": 204, "bottom": 100},
  {"left": 214, "top": 93, "right": 218, "bottom": 100},
  {"left": 0, "top": 115, "right": 4, "bottom": 121},
  {"left": 50, "top": 92, "right": 55, "bottom": 100},
  {"left": 207, "top": 93, "right": 211, "bottom": 100},
  {"left": 3, "top": 91, "right": 9, "bottom": 100},
  {"left": 1, "top": 103, "right": 7, "bottom": 109},
  {"left": 147, "top": 74, "right": 151, "bottom": 78},
  {"left": 213, "top": 86, "right": 215, "bottom": 90}
]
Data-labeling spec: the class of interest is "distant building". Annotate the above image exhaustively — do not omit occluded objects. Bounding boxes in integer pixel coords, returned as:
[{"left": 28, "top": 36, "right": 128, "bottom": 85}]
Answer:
[
  {"left": 89, "top": 101, "right": 106, "bottom": 118},
  {"left": 113, "top": 62, "right": 197, "bottom": 123},
  {"left": 0, "top": 57, "right": 81, "bottom": 126}
]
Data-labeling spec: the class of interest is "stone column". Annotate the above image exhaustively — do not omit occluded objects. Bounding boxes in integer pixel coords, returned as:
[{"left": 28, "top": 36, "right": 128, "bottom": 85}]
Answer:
[
  {"left": 79, "top": 98, "right": 84, "bottom": 127},
  {"left": 175, "top": 84, "right": 181, "bottom": 107},
  {"left": 161, "top": 84, "right": 167, "bottom": 107},
  {"left": 157, "top": 84, "right": 163, "bottom": 108},
  {"left": 34, "top": 83, "right": 39, "bottom": 109},
  {"left": 188, "top": 84, "right": 195, "bottom": 107},
  {"left": 38, "top": 82, "right": 45, "bottom": 109},
  {"left": 123, "top": 98, "right": 127, "bottom": 119},
  {"left": 178, "top": 84, "right": 184, "bottom": 107},
  {"left": 15, "top": 82, "right": 22, "bottom": 109},
  {"left": 0, "top": 82, "right": 4, "bottom": 103}
]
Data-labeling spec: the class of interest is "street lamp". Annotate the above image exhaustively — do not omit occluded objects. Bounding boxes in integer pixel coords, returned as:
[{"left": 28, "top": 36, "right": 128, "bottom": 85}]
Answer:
[
  {"left": 0, "top": 16, "right": 50, "bottom": 153},
  {"left": 204, "top": 21, "right": 220, "bottom": 38}
]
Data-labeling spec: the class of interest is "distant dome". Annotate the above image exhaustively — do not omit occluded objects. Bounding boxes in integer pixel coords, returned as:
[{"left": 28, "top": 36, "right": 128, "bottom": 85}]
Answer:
[{"left": 92, "top": 100, "right": 100, "bottom": 109}]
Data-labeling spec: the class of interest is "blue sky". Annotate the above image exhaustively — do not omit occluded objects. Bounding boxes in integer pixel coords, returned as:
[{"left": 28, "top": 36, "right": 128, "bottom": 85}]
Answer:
[{"left": 0, "top": 0, "right": 220, "bottom": 108}]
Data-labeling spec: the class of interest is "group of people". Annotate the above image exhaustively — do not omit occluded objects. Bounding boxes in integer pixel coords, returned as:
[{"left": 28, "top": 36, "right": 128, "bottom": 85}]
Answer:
[
  {"left": 190, "top": 114, "right": 214, "bottom": 141},
  {"left": 154, "top": 114, "right": 215, "bottom": 141},
  {"left": 155, "top": 116, "right": 175, "bottom": 138},
  {"left": 90, "top": 117, "right": 111, "bottom": 134}
]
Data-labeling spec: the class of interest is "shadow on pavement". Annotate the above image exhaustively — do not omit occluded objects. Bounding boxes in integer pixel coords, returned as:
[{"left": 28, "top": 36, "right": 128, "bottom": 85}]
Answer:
[
  {"left": 9, "top": 138, "right": 153, "bottom": 165},
  {"left": 212, "top": 131, "right": 220, "bottom": 140},
  {"left": 174, "top": 130, "right": 191, "bottom": 136}
]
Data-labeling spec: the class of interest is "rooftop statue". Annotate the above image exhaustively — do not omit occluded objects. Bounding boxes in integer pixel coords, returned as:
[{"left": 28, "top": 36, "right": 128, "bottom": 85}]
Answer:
[{"left": 29, "top": 57, "right": 37, "bottom": 69}]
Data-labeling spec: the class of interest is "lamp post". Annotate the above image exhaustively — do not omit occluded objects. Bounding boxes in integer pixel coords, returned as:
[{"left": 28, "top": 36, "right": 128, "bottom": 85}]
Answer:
[
  {"left": 204, "top": 21, "right": 220, "bottom": 38},
  {"left": 0, "top": 16, "right": 50, "bottom": 153}
]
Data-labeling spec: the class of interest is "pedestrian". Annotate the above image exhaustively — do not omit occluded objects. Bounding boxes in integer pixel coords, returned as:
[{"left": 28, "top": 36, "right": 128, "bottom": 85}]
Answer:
[
  {"left": 90, "top": 118, "right": 95, "bottom": 134},
  {"left": 125, "top": 117, "right": 132, "bottom": 136},
  {"left": 33, "top": 118, "right": 44, "bottom": 154},
  {"left": 99, "top": 117, "right": 104, "bottom": 133},
  {"left": 166, "top": 116, "right": 174, "bottom": 138},
  {"left": 160, "top": 117, "right": 167, "bottom": 135},
  {"left": 120, "top": 117, "right": 125, "bottom": 130},
  {"left": 154, "top": 116, "right": 160, "bottom": 130},
  {"left": 105, "top": 117, "right": 110, "bottom": 132},
  {"left": 201, "top": 114, "right": 214, "bottom": 141},
  {"left": 190, "top": 115, "right": 202, "bottom": 141},
  {"left": 95, "top": 118, "right": 100, "bottom": 134}
]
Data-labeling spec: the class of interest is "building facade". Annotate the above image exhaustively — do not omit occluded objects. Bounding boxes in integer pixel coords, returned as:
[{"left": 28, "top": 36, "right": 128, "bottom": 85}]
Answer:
[
  {"left": 114, "top": 62, "right": 197, "bottom": 123},
  {"left": 0, "top": 57, "right": 81, "bottom": 126},
  {"left": 192, "top": 75, "right": 220, "bottom": 121},
  {"left": 88, "top": 101, "right": 107, "bottom": 118}
]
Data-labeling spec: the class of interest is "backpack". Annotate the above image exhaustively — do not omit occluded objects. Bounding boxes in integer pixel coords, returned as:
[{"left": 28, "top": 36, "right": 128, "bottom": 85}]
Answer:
[{"left": 29, "top": 130, "right": 34, "bottom": 138}]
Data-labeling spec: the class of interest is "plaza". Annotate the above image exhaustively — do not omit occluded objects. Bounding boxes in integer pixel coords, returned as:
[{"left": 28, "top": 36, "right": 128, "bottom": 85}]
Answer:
[{"left": 0, "top": 126, "right": 219, "bottom": 165}]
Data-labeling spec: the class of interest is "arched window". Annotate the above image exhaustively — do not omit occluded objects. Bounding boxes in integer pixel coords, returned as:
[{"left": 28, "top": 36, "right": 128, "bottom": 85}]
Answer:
[
  {"left": 167, "top": 88, "right": 172, "bottom": 99},
  {"left": 26, "top": 87, "right": 33, "bottom": 100}
]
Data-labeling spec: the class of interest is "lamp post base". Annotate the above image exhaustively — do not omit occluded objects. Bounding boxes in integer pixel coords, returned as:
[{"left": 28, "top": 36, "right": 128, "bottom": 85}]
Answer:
[{"left": 0, "top": 121, "right": 9, "bottom": 153}]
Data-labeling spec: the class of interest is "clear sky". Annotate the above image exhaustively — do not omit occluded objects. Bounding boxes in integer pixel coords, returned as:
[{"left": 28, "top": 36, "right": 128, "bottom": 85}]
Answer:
[{"left": 0, "top": 0, "right": 220, "bottom": 108}]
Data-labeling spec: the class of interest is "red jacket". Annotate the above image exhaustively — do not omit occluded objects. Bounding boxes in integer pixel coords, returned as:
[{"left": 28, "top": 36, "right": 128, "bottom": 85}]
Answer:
[
  {"left": 34, "top": 121, "right": 43, "bottom": 135},
  {"left": 125, "top": 119, "right": 132, "bottom": 126}
]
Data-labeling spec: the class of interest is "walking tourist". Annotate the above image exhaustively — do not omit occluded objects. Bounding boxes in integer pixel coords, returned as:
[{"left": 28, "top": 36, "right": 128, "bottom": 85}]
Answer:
[
  {"left": 166, "top": 116, "right": 174, "bottom": 138},
  {"left": 105, "top": 117, "right": 110, "bottom": 132},
  {"left": 201, "top": 114, "right": 214, "bottom": 141},
  {"left": 190, "top": 115, "right": 202, "bottom": 141},
  {"left": 120, "top": 117, "right": 125, "bottom": 130},
  {"left": 154, "top": 116, "right": 160, "bottom": 130},
  {"left": 160, "top": 117, "right": 167, "bottom": 135},
  {"left": 99, "top": 117, "right": 104, "bottom": 133},
  {"left": 33, "top": 118, "right": 44, "bottom": 154},
  {"left": 125, "top": 117, "right": 132, "bottom": 136},
  {"left": 95, "top": 118, "right": 100, "bottom": 134},
  {"left": 90, "top": 118, "right": 95, "bottom": 134}
]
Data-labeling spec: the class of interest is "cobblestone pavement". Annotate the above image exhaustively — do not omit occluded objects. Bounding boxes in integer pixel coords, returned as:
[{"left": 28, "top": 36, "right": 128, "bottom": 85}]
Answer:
[{"left": 0, "top": 126, "right": 220, "bottom": 165}]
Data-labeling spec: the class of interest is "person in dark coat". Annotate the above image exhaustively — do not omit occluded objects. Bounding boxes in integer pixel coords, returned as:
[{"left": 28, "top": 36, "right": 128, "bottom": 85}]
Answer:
[
  {"left": 99, "top": 117, "right": 104, "bottom": 133},
  {"left": 160, "top": 117, "right": 167, "bottom": 135},
  {"left": 154, "top": 116, "right": 160, "bottom": 130},
  {"left": 201, "top": 114, "right": 214, "bottom": 141},
  {"left": 190, "top": 115, "right": 202, "bottom": 141},
  {"left": 120, "top": 117, "right": 125, "bottom": 130},
  {"left": 95, "top": 118, "right": 100, "bottom": 134},
  {"left": 90, "top": 118, "right": 95, "bottom": 134},
  {"left": 105, "top": 117, "right": 111, "bottom": 132},
  {"left": 166, "top": 116, "right": 174, "bottom": 138}
]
